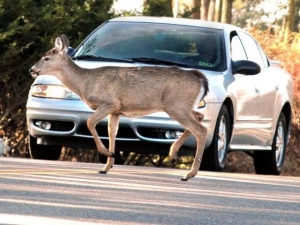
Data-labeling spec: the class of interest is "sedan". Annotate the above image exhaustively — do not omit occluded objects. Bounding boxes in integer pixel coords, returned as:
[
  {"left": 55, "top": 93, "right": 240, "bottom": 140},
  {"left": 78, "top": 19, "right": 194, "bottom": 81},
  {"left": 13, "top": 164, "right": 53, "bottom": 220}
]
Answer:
[{"left": 26, "top": 16, "right": 293, "bottom": 174}]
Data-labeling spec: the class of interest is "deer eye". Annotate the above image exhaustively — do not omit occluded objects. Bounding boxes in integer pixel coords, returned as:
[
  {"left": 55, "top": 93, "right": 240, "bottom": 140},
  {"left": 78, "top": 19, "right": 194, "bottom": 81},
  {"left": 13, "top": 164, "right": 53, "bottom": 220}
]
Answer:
[{"left": 44, "top": 57, "right": 50, "bottom": 62}]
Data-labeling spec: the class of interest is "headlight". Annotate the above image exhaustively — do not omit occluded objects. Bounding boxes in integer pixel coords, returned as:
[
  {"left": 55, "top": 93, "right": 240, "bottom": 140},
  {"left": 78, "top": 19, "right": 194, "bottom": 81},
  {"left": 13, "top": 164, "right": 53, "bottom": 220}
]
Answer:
[
  {"left": 197, "top": 100, "right": 206, "bottom": 108},
  {"left": 30, "top": 85, "right": 80, "bottom": 100}
]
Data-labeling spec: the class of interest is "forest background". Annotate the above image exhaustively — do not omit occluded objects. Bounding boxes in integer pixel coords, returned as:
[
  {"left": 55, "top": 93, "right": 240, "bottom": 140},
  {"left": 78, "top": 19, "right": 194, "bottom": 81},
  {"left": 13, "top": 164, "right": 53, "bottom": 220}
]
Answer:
[{"left": 0, "top": 0, "right": 300, "bottom": 175}]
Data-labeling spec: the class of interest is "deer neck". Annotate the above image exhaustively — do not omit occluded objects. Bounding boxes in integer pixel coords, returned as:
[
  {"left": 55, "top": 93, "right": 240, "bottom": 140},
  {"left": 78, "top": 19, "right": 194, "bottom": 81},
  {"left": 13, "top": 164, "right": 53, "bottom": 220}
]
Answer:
[{"left": 56, "top": 55, "right": 88, "bottom": 98}]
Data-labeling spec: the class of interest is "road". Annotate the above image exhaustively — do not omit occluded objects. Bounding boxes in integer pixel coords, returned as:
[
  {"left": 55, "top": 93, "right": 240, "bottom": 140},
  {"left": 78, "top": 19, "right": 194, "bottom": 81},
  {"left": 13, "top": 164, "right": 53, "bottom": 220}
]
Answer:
[{"left": 0, "top": 157, "right": 300, "bottom": 225}]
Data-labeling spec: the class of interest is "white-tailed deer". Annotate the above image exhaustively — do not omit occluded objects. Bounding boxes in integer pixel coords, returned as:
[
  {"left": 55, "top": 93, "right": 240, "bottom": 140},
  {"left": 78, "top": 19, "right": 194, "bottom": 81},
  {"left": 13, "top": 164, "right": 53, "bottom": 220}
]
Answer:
[{"left": 29, "top": 35, "right": 208, "bottom": 181}]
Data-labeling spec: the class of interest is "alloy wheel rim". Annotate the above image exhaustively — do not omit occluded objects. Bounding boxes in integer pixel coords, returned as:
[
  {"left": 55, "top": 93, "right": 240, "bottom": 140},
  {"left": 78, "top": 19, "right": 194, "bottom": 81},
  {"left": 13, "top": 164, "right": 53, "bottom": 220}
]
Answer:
[
  {"left": 218, "top": 115, "right": 227, "bottom": 164},
  {"left": 275, "top": 121, "right": 284, "bottom": 167}
]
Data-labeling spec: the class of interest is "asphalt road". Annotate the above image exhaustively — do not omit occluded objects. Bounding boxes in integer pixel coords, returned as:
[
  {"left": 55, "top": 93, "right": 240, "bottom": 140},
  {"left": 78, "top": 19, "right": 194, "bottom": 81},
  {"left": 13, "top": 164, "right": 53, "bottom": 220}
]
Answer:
[{"left": 0, "top": 157, "right": 300, "bottom": 225}]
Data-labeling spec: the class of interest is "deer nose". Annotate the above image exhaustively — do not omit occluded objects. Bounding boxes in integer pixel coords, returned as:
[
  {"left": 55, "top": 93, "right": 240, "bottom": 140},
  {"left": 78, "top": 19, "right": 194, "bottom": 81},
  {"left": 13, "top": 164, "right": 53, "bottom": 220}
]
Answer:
[{"left": 29, "top": 67, "right": 39, "bottom": 77}]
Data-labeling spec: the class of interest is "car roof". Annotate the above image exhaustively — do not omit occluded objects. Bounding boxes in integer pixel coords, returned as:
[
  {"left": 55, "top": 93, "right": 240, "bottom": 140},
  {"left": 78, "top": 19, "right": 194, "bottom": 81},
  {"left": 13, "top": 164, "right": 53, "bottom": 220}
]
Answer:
[{"left": 109, "top": 16, "right": 241, "bottom": 32}]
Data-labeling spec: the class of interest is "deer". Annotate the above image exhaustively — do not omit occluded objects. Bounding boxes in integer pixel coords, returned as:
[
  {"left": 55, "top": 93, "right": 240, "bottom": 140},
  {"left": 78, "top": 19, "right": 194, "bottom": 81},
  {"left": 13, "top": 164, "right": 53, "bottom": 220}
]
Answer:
[{"left": 29, "top": 35, "right": 209, "bottom": 181}]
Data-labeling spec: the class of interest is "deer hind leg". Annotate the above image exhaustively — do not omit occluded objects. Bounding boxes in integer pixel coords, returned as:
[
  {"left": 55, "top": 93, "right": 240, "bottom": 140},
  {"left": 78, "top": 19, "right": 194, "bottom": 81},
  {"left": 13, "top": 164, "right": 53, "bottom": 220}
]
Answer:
[
  {"left": 166, "top": 109, "right": 207, "bottom": 181},
  {"left": 169, "top": 110, "right": 204, "bottom": 162},
  {"left": 87, "top": 106, "right": 116, "bottom": 158},
  {"left": 181, "top": 123, "right": 206, "bottom": 181},
  {"left": 169, "top": 130, "right": 191, "bottom": 164},
  {"left": 100, "top": 113, "right": 120, "bottom": 174},
  {"left": 191, "top": 110, "right": 204, "bottom": 122}
]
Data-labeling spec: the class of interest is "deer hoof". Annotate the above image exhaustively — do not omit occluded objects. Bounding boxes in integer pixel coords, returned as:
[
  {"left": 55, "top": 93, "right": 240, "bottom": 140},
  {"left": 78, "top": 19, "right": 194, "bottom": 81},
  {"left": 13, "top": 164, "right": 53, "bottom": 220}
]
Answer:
[
  {"left": 181, "top": 177, "right": 188, "bottom": 181},
  {"left": 99, "top": 170, "right": 107, "bottom": 174},
  {"left": 171, "top": 160, "right": 177, "bottom": 168}
]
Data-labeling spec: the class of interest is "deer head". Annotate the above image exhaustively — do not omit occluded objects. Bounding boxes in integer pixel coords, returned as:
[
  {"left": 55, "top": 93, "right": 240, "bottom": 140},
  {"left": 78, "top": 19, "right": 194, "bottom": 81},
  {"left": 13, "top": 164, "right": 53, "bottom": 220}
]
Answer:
[{"left": 29, "top": 35, "right": 69, "bottom": 78}]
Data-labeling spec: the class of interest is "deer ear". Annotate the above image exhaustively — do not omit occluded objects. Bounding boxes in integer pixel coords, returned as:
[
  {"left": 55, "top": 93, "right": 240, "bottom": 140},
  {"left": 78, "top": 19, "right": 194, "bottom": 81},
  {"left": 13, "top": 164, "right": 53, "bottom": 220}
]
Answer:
[
  {"left": 60, "top": 35, "right": 69, "bottom": 51},
  {"left": 54, "top": 35, "right": 69, "bottom": 52}
]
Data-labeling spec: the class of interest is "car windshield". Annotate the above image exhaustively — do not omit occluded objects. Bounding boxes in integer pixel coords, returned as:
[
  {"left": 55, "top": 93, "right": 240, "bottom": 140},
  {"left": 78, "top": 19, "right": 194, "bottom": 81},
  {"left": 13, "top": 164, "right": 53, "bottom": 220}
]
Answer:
[{"left": 74, "top": 21, "right": 226, "bottom": 72}]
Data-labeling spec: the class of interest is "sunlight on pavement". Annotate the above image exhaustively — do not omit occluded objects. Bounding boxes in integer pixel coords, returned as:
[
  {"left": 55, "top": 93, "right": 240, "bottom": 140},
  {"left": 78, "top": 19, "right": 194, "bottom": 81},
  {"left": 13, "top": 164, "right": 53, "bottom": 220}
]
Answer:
[
  {"left": 0, "top": 214, "right": 147, "bottom": 225},
  {"left": 0, "top": 214, "right": 105, "bottom": 225}
]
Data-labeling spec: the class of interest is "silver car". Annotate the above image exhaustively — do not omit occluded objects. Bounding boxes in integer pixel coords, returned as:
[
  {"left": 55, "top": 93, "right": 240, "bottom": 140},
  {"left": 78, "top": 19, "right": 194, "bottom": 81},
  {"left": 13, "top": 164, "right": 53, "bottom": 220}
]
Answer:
[{"left": 26, "top": 16, "right": 293, "bottom": 175}]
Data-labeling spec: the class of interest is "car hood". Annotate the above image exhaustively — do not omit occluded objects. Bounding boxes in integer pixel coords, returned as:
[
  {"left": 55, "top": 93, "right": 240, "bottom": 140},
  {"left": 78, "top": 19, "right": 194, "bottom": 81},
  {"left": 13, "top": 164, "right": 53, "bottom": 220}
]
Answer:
[
  {"left": 31, "top": 61, "right": 142, "bottom": 85},
  {"left": 31, "top": 60, "right": 220, "bottom": 85}
]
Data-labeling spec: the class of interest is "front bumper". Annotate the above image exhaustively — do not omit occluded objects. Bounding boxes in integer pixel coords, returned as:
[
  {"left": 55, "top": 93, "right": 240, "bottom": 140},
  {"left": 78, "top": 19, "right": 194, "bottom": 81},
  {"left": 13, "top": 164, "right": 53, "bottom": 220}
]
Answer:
[{"left": 26, "top": 96, "right": 220, "bottom": 152}]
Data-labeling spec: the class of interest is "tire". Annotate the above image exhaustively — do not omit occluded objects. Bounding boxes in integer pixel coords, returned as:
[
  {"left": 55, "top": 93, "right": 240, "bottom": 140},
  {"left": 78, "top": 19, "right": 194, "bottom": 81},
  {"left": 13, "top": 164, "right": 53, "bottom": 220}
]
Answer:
[
  {"left": 254, "top": 112, "right": 287, "bottom": 175},
  {"left": 200, "top": 105, "right": 230, "bottom": 171},
  {"left": 29, "top": 135, "right": 62, "bottom": 160}
]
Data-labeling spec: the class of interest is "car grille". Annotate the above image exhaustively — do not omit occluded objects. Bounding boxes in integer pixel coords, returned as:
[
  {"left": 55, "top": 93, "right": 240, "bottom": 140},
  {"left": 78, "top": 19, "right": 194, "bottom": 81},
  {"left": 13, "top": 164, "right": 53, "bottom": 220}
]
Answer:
[
  {"left": 77, "top": 124, "right": 137, "bottom": 139},
  {"left": 137, "top": 127, "right": 168, "bottom": 139}
]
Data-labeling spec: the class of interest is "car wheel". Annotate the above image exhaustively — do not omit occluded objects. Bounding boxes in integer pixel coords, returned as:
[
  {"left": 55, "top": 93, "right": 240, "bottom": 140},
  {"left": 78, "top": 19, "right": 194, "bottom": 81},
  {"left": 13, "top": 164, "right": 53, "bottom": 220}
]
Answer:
[
  {"left": 200, "top": 105, "right": 230, "bottom": 171},
  {"left": 29, "top": 135, "right": 62, "bottom": 160},
  {"left": 254, "top": 112, "right": 287, "bottom": 175}
]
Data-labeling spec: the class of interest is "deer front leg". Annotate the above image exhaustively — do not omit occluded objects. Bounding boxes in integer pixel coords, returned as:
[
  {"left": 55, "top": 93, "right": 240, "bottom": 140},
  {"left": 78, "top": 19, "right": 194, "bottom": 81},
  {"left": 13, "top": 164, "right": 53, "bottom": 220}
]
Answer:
[
  {"left": 100, "top": 113, "right": 120, "bottom": 174},
  {"left": 87, "top": 107, "right": 115, "bottom": 158},
  {"left": 169, "top": 129, "right": 191, "bottom": 164}
]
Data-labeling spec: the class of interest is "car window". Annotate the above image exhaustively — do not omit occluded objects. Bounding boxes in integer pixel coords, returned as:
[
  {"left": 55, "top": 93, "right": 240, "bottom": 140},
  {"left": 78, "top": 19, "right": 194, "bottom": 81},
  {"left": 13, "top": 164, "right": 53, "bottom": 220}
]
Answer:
[
  {"left": 237, "top": 31, "right": 266, "bottom": 69},
  {"left": 257, "top": 44, "right": 270, "bottom": 67},
  {"left": 230, "top": 34, "right": 247, "bottom": 61},
  {"left": 74, "top": 21, "right": 227, "bottom": 72}
]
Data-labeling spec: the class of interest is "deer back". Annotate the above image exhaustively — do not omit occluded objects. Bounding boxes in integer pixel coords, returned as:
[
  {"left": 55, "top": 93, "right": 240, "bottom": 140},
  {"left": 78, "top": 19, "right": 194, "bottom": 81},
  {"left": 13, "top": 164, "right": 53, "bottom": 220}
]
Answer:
[{"left": 79, "top": 66, "right": 208, "bottom": 113}]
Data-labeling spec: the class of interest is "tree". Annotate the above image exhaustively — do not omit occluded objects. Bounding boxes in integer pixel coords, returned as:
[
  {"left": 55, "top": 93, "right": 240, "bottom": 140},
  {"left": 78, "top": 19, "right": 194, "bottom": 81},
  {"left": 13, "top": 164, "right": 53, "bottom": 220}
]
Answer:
[
  {"left": 0, "top": 0, "right": 115, "bottom": 155},
  {"left": 221, "top": 0, "right": 234, "bottom": 23},
  {"left": 214, "top": 0, "right": 222, "bottom": 22},
  {"left": 191, "top": 0, "right": 231, "bottom": 22},
  {"left": 143, "top": 0, "right": 173, "bottom": 17},
  {"left": 191, "top": 0, "right": 216, "bottom": 21},
  {"left": 192, "top": 0, "right": 201, "bottom": 19},
  {"left": 200, "top": 0, "right": 210, "bottom": 20},
  {"left": 232, "top": 0, "right": 265, "bottom": 28},
  {"left": 284, "top": 0, "right": 296, "bottom": 44},
  {"left": 208, "top": 0, "right": 216, "bottom": 21}
]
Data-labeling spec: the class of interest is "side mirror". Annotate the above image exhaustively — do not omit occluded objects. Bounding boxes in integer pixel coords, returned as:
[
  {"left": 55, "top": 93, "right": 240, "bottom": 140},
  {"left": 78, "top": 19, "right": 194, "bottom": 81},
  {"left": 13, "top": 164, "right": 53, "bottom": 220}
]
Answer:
[
  {"left": 67, "top": 47, "right": 75, "bottom": 57},
  {"left": 232, "top": 60, "right": 261, "bottom": 75}
]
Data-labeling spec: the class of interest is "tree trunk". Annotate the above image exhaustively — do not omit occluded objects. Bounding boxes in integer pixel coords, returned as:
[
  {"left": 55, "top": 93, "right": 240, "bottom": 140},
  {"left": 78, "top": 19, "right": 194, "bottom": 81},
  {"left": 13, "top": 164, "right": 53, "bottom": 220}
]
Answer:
[
  {"left": 201, "top": 0, "right": 210, "bottom": 20},
  {"left": 193, "top": 0, "right": 201, "bottom": 19},
  {"left": 221, "top": 0, "right": 233, "bottom": 24},
  {"left": 284, "top": 0, "right": 296, "bottom": 44},
  {"left": 208, "top": 0, "right": 216, "bottom": 21},
  {"left": 214, "top": 0, "right": 222, "bottom": 22}
]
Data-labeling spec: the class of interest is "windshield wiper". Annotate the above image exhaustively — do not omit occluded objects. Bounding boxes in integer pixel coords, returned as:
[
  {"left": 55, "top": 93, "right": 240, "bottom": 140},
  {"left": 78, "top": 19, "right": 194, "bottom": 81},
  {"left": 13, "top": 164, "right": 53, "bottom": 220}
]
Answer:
[
  {"left": 72, "top": 55, "right": 192, "bottom": 68},
  {"left": 72, "top": 55, "right": 134, "bottom": 63},
  {"left": 128, "top": 57, "right": 192, "bottom": 68}
]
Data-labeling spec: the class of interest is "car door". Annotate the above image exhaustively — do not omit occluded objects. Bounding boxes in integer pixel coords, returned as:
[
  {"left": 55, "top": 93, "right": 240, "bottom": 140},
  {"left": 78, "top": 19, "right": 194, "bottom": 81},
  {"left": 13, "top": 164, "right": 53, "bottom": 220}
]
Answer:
[
  {"left": 238, "top": 31, "right": 277, "bottom": 144},
  {"left": 228, "top": 32, "right": 262, "bottom": 146}
]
